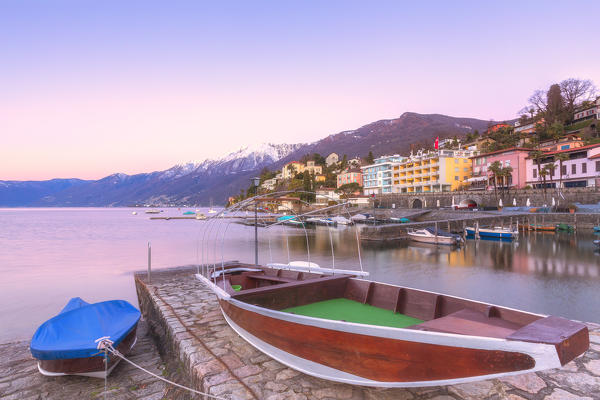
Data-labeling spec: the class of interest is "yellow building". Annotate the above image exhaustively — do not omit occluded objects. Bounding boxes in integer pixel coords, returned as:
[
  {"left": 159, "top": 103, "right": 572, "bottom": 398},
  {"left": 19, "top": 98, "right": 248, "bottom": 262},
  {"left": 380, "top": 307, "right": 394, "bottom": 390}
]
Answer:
[
  {"left": 391, "top": 149, "right": 474, "bottom": 193},
  {"left": 281, "top": 160, "right": 323, "bottom": 179}
]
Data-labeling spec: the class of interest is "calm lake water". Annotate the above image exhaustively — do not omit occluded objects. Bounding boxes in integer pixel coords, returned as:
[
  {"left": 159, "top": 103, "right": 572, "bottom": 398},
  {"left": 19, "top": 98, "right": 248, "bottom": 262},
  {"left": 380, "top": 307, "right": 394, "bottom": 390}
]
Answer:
[{"left": 1, "top": 207, "right": 599, "bottom": 342}]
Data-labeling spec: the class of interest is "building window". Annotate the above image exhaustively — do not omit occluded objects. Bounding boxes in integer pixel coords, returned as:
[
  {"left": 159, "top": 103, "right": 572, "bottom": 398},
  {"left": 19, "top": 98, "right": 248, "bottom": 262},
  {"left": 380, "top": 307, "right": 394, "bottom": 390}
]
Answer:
[
  {"left": 561, "top": 165, "right": 567, "bottom": 175},
  {"left": 455, "top": 176, "right": 459, "bottom": 181},
  {"left": 533, "top": 169, "right": 537, "bottom": 178},
  {"left": 572, "top": 164, "right": 577, "bottom": 174},
  {"left": 582, "top": 163, "right": 587, "bottom": 173},
  {"left": 454, "top": 167, "right": 459, "bottom": 172},
  {"left": 454, "top": 159, "right": 458, "bottom": 164},
  {"left": 596, "top": 161, "right": 600, "bottom": 172},
  {"left": 464, "top": 167, "right": 469, "bottom": 172}
]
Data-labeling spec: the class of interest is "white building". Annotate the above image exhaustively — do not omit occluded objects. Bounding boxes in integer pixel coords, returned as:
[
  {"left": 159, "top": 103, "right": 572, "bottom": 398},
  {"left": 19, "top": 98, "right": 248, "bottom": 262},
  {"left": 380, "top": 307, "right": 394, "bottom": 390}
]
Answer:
[{"left": 325, "top": 153, "right": 339, "bottom": 166}]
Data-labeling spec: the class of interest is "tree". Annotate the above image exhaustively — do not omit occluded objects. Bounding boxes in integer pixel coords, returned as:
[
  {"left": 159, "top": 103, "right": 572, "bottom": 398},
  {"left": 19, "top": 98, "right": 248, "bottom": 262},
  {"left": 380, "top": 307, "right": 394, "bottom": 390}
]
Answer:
[
  {"left": 499, "top": 165, "right": 513, "bottom": 196},
  {"left": 365, "top": 151, "right": 374, "bottom": 164},
  {"left": 336, "top": 182, "right": 362, "bottom": 198},
  {"left": 555, "top": 153, "right": 569, "bottom": 192},
  {"left": 286, "top": 164, "right": 297, "bottom": 178},
  {"left": 548, "top": 122, "right": 564, "bottom": 143},
  {"left": 560, "top": 78, "right": 597, "bottom": 121},
  {"left": 301, "top": 172, "right": 315, "bottom": 202},
  {"left": 546, "top": 84, "right": 566, "bottom": 124},
  {"left": 340, "top": 154, "right": 348, "bottom": 170},
  {"left": 489, "top": 161, "right": 502, "bottom": 200},
  {"left": 529, "top": 149, "right": 547, "bottom": 200}
]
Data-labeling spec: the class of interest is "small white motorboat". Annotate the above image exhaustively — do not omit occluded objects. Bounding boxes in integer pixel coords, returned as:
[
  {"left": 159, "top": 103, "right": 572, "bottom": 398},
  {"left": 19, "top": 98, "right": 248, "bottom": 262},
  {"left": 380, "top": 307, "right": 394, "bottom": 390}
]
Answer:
[{"left": 407, "top": 227, "right": 461, "bottom": 245}]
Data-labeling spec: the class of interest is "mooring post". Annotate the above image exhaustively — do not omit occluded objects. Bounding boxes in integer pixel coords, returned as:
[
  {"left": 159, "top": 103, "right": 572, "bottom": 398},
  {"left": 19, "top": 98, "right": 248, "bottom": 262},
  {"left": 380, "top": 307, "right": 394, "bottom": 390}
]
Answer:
[
  {"left": 435, "top": 221, "right": 438, "bottom": 244},
  {"left": 147, "top": 241, "right": 151, "bottom": 283},
  {"left": 574, "top": 212, "right": 577, "bottom": 231},
  {"left": 475, "top": 221, "right": 480, "bottom": 240},
  {"left": 447, "top": 220, "right": 451, "bottom": 232}
]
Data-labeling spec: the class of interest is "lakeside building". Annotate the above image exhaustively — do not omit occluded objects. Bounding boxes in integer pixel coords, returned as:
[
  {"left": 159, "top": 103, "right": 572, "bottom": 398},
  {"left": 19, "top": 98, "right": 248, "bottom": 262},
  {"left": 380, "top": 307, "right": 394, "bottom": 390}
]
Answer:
[
  {"left": 281, "top": 160, "right": 323, "bottom": 179},
  {"left": 484, "top": 123, "right": 511, "bottom": 135},
  {"left": 337, "top": 168, "right": 363, "bottom": 188},
  {"left": 514, "top": 118, "right": 544, "bottom": 134},
  {"left": 573, "top": 97, "right": 600, "bottom": 122},
  {"left": 315, "top": 187, "right": 340, "bottom": 204},
  {"left": 325, "top": 153, "right": 339, "bottom": 166},
  {"left": 538, "top": 134, "right": 584, "bottom": 152},
  {"left": 260, "top": 178, "right": 277, "bottom": 191},
  {"left": 526, "top": 143, "right": 600, "bottom": 189},
  {"left": 468, "top": 148, "right": 531, "bottom": 191},
  {"left": 361, "top": 155, "right": 406, "bottom": 195},
  {"left": 391, "top": 149, "right": 475, "bottom": 193}
]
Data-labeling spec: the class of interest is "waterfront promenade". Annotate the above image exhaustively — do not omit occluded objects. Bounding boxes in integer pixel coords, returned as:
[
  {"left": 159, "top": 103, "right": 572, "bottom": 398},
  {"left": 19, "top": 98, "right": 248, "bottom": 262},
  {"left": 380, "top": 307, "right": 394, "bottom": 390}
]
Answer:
[{"left": 133, "top": 265, "right": 600, "bottom": 400}]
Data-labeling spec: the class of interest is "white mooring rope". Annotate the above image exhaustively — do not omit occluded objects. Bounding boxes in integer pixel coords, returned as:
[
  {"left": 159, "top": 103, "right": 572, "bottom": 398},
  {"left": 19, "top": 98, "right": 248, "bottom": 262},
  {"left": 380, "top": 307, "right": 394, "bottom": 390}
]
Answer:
[{"left": 98, "top": 339, "right": 228, "bottom": 400}]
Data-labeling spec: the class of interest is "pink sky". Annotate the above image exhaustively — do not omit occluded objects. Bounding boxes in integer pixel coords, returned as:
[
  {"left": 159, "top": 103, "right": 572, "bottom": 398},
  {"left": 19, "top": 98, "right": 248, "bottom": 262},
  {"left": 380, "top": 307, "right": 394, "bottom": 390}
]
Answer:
[{"left": 2, "top": 1, "right": 599, "bottom": 180}]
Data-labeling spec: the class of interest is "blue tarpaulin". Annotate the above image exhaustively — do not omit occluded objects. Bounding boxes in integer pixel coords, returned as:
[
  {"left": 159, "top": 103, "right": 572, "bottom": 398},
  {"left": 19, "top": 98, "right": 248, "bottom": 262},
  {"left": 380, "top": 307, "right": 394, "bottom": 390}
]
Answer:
[{"left": 30, "top": 298, "right": 140, "bottom": 360}]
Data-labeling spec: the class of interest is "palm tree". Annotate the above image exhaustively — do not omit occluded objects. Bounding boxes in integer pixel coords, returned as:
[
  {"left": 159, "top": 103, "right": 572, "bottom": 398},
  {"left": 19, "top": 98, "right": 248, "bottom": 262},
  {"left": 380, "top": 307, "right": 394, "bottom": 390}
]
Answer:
[
  {"left": 501, "top": 165, "right": 513, "bottom": 197},
  {"left": 489, "top": 161, "right": 502, "bottom": 200},
  {"left": 529, "top": 150, "right": 547, "bottom": 200},
  {"left": 555, "top": 153, "right": 569, "bottom": 192}
]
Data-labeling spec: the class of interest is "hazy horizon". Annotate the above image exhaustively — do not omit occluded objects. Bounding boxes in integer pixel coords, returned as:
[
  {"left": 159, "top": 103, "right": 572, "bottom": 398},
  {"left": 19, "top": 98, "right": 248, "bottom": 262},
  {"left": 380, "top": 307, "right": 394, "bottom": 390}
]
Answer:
[{"left": 2, "top": 1, "right": 599, "bottom": 180}]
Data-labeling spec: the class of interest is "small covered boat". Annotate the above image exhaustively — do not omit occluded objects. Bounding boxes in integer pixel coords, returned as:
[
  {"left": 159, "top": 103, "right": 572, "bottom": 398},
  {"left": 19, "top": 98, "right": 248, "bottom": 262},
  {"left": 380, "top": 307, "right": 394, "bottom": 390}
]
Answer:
[
  {"left": 594, "top": 240, "right": 600, "bottom": 247},
  {"left": 407, "top": 227, "right": 461, "bottom": 245},
  {"left": 30, "top": 298, "right": 140, "bottom": 378},
  {"left": 556, "top": 223, "right": 574, "bottom": 232},
  {"left": 330, "top": 215, "right": 353, "bottom": 225},
  {"left": 465, "top": 226, "right": 518, "bottom": 239},
  {"left": 183, "top": 211, "right": 196, "bottom": 215}
]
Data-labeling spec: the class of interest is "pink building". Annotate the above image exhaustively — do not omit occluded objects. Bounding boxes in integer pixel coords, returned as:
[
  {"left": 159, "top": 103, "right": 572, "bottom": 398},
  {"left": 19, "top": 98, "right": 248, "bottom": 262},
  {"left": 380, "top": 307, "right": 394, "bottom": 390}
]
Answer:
[
  {"left": 526, "top": 143, "right": 600, "bottom": 189},
  {"left": 468, "top": 148, "right": 530, "bottom": 190},
  {"left": 336, "top": 168, "right": 363, "bottom": 188}
]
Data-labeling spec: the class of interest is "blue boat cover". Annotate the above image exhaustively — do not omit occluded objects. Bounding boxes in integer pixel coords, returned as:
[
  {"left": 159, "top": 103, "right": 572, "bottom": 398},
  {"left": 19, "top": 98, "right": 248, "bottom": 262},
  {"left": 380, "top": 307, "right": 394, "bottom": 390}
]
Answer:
[{"left": 30, "top": 298, "right": 140, "bottom": 360}]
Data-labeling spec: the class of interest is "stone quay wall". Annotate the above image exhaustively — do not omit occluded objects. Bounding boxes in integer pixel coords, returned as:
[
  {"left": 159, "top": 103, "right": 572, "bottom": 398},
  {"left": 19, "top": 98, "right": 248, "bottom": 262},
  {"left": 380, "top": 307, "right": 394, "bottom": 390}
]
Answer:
[
  {"left": 360, "top": 211, "right": 600, "bottom": 241},
  {"left": 134, "top": 265, "right": 600, "bottom": 400},
  {"left": 373, "top": 187, "right": 600, "bottom": 209}
]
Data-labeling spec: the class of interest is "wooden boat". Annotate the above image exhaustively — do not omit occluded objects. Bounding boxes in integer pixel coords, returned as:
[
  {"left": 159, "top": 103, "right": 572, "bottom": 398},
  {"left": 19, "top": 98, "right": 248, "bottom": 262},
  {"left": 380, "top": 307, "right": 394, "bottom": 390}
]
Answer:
[
  {"left": 407, "top": 227, "right": 460, "bottom": 246},
  {"left": 465, "top": 226, "right": 518, "bottom": 239},
  {"left": 519, "top": 224, "right": 556, "bottom": 232},
  {"left": 30, "top": 298, "right": 140, "bottom": 378},
  {"left": 145, "top": 209, "right": 161, "bottom": 214},
  {"left": 197, "top": 262, "right": 588, "bottom": 387}
]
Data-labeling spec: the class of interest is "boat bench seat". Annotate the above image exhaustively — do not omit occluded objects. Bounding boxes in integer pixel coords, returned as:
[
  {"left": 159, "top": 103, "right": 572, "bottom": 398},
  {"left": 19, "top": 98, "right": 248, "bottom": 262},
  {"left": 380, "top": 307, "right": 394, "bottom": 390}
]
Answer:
[
  {"left": 408, "top": 308, "right": 522, "bottom": 339},
  {"left": 245, "top": 274, "right": 296, "bottom": 283}
]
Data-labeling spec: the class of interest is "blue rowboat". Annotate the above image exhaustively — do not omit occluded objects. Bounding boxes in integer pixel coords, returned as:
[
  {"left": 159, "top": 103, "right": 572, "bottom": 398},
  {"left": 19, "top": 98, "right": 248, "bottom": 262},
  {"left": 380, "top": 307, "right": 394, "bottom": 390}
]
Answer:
[
  {"left": 465, "top": 227, "right": 518, "bottom": 239},
  {"left": 593, "top": 226, "right": 600, "bottom": 233},
  {"left": 30, "top": 297, "right": 140, "bottom": 378}
]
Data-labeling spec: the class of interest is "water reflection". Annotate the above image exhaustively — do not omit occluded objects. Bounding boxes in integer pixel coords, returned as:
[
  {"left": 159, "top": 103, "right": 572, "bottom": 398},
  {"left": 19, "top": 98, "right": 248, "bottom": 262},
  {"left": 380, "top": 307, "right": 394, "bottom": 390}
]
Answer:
[{"left": 1, "top": 208, "right": 599, "bottom": 342}]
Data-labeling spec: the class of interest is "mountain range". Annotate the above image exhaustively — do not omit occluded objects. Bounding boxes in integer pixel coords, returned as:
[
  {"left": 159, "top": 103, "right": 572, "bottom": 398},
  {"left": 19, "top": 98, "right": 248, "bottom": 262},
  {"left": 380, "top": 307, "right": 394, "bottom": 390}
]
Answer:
[{"left": 0, "top": 112, "right": 492, "bottom": 207}]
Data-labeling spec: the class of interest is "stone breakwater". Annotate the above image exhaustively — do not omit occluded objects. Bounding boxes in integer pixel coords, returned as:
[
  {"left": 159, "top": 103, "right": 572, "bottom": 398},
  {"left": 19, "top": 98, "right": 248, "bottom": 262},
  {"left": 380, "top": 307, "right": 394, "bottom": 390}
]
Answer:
[{"left": 135, "top": 265, "right": 600, "bottom": 400}]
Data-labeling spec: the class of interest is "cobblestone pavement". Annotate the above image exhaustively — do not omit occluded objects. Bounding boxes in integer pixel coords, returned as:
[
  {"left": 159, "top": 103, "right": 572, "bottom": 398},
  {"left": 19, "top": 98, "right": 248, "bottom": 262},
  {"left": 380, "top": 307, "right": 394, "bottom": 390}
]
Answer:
[
  {"left": 0, "top": 321, "right": 169, "bottom": 400},
  {"left": 135, "top": 266, "right": 600, "bottom": 400}
]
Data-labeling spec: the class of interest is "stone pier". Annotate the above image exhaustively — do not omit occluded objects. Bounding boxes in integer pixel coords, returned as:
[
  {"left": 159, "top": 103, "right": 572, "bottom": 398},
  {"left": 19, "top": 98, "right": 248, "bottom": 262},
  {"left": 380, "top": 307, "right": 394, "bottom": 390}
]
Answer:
[{"left": 135, "top": 266, "right": 600, "bottom": 400}]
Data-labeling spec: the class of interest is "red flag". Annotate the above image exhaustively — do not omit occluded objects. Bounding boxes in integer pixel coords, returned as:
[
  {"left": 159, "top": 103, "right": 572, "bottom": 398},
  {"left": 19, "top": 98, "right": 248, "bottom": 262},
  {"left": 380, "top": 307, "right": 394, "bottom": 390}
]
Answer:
[{"left": 434, "top": 137, "right": 439, "bottom": 150}]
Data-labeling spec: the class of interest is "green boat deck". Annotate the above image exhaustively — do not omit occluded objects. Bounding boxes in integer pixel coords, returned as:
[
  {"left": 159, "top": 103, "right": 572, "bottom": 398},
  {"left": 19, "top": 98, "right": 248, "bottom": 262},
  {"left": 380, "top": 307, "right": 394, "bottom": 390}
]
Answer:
[{"left": 282, "top": 298, "right": 424, "bottom": 328}]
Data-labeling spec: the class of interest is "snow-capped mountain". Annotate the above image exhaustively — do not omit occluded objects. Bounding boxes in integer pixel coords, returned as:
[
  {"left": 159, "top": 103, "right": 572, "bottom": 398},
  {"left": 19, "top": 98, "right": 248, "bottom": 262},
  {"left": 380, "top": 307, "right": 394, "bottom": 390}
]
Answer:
[
  {"left": 0, "top": 112, "right": 494, "bottom": 207},
  {"left": 0, "top": 143, "right": 304, "bottom": 206}
]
